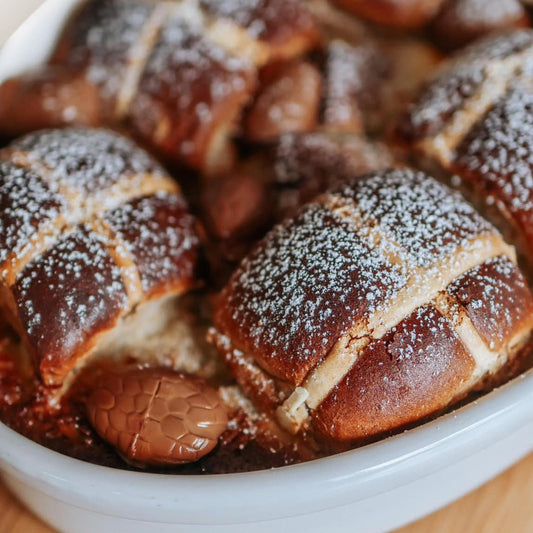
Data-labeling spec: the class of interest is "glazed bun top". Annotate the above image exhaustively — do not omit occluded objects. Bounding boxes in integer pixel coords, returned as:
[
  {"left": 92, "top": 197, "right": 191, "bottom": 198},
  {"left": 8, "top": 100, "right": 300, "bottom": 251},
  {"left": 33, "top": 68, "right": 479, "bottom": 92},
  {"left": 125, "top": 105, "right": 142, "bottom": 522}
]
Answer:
[
  {"left": 0, "top": 128, "right": 199, "bottom": 386},
  {"left": 215, "top": 168, "right": 509, "bottom": 385},
  {"left": 401, "top": 30, "right": 533, "bottom": 269},
  {"left": 401, "top": 29, "right": 533, "bottom": 144},
  {"left": 213, "top": 168, "right": 533, "bottom": 439}
]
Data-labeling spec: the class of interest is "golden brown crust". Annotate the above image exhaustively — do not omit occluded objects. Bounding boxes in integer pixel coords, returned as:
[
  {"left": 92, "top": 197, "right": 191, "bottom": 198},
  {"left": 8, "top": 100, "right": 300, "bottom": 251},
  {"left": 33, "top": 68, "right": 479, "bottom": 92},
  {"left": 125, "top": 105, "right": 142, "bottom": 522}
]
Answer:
[
  {"left": 0, "top": 129, "right": 200, "bottom": 386},
  {"left": 213, "top": 169, "right": 533, "bottom": 443},
  {"left": 0, "top": 0, "right": 319, "bottom": 175},
  {"left": 313, "top": 305, "right": 476, "bottom": 441}
]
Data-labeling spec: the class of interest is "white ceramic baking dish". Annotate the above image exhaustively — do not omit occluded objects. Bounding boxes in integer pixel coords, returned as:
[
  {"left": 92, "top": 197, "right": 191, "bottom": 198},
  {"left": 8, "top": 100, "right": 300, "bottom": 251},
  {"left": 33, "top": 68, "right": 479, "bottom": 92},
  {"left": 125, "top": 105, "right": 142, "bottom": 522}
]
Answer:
[{"left": 0, "top": 2, "right": 532, "bottom": 532}]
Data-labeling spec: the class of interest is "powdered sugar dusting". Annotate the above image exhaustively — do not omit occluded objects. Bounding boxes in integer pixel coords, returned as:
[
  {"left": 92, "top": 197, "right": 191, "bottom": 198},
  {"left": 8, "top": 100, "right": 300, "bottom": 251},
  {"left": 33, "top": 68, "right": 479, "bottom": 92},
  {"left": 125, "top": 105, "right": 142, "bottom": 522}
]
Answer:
[
  {"left": 317, "top": 304, "right": 474, "bottom": 439},
  {"left": 0, "top": 162, "right": 66, "bottom": 265},
  {"left": 455, "top": 87, "right": 533, "bottom": 215},
  {"left": 217, "top": 169, "right": 504, "bottom": 384},
  {"left": 199, "top": 0, "right": 315, "bottom": 40},
  {"left": 200, "top": 0, "right": 264, "bottom": 35},
  {"left": 446, "top": 0, "right": 525, "bottom": 29},
  {"left": 12, "top": 129, "right": 164, "bottom": 194},
  {"left": 448, "top": 255, "right": 532, "bottom": 351},
  {"left": 334, "top": 169, "right": 495, "bottom": 268},
  {"left": 140, "top": 10, "right": 251, "bottom": 101},
  {"left": 405, "top": 30, "right": 533, "bottom": 139},
  {"left": 450, "top": 29, "right": 533, "bottom": 71},
  {"left": 219, "top": 201, "right": 408, "bottom": 383},
  {"left": 323, "top": 40, "right": 388, "bottom": 128},
  {"left": 273, "top": 132, "right": 393, "bottom": 219},
  {"left": 14, "top": 226, "right": 127, "bottom": 382},
  {"left": 349, "top": 306, "right": 465, "bottom": 395},
  {"left": 0, "top": 128, "right": 199, "bottom": 384},
  {"left": 67, "top": 0, "right": 153, "bottom": 99},
  {"left": 131, "top": 9, "right": 253, "bottom": 160},
  {"left": 274, "top": 133, "right": 392, "bottom": 185},
  {"left": 406, "top": 63, "right": 486, "bottom": 139},
  {"left": 104, "top": 193, "right": 199, "bottom": 294}
]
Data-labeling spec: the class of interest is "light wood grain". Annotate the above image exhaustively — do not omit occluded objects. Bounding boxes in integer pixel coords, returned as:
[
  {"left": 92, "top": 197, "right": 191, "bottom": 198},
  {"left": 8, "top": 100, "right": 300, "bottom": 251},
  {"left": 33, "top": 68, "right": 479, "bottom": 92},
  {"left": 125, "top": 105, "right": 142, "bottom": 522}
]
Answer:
[
  {"left": 397, "top": 452, "right": 533, "bottom": 533},
  {"left": 0, "top": 1, "right": 532, "bottom": 532}
]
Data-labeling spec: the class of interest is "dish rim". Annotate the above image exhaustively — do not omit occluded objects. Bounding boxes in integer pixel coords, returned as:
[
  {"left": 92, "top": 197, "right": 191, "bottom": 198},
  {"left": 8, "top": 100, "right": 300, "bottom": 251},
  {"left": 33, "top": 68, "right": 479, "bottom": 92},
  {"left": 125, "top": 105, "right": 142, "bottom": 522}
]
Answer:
[{"left": 0, "top": 368, "right": 532, "bottom": 524}]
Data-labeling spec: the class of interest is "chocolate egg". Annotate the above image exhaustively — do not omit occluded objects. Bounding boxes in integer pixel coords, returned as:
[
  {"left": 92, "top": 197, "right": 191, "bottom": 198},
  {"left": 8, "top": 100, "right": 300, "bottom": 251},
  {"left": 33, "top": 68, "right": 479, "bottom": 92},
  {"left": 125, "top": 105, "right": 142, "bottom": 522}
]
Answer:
[{"left": 86, "top": 368, "right": 228, "bottom": 467}]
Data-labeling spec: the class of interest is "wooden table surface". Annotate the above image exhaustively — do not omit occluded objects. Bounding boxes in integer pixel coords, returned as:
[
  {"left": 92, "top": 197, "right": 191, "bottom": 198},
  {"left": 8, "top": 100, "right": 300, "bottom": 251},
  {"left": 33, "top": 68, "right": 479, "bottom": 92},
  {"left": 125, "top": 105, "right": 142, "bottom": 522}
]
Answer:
[{"left": 0, "top": 2, "right": 533, "bottom": 532}]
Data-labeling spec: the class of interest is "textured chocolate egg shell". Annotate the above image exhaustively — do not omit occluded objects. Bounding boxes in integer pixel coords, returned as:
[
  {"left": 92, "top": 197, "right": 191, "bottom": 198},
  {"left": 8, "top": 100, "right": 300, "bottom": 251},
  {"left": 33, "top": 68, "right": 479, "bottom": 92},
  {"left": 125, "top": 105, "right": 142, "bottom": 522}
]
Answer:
[{"left": 86, "top": 368, "right": 228, "bottom": 467}]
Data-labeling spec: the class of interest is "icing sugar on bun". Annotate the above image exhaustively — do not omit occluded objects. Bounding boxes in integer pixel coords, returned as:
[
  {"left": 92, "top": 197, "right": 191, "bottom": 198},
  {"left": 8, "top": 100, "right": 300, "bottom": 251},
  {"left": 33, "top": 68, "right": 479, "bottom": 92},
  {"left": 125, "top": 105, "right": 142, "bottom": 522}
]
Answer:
[{"left": 212, "top": 169, "right": 533, "bottom": 444}]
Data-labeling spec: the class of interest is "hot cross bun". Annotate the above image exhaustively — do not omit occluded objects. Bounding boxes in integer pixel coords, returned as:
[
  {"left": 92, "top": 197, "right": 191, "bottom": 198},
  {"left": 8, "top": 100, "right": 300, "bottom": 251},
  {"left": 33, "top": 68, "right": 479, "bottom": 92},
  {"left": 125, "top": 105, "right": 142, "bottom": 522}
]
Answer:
[
  {"left": 401, "top": 30, "right": 533, "bottom": 272},
  {"left": 0, "top": 0, "right": 319, "bottom": 175},
  {"left": 211, "top": 169, "right": 533, "bottom": 444},
  {"left": 0, "top": 128, "right": 200, "bottom": 387}
]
